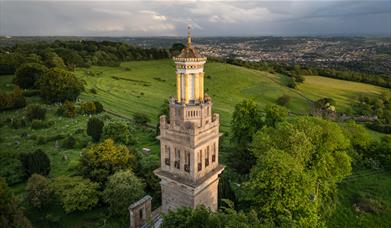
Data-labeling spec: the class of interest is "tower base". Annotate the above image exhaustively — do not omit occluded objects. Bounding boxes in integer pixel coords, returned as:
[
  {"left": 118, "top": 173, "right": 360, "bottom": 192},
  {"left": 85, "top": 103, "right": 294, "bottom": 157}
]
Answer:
[{"left": 154, "top": 165, "right": 224, "bottom": 213}]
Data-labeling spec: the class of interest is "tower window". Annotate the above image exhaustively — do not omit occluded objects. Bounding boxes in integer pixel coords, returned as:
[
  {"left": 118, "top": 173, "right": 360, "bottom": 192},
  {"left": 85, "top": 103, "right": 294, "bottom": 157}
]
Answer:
[
  {"left": 184, "top": 151, "right": 190, "bottom": 173},
  {"left": 175, "top": 149, "right": 180, "bottom": 169},
  {"left": 212, "top": 143, "right": 216, "bottom": 162},
  {"left": 198, "top": 150, "right": 202, "bottom": 171},
  {"left": 165, "top": 145, "right": 170, "bottom": 166},
  {"left": 205, "top": 146, "right": 210, "bottom": 167}
]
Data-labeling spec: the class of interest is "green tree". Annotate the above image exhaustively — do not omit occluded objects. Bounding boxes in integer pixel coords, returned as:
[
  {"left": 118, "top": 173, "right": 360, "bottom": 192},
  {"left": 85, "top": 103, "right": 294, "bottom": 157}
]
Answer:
[
  {"left": 50, "top": 176, "right": 99, "bottom": 213},
  {"left": 341, "top": 121, "right": 373, "bottom": 165},
  {"left": 26, "top": 174, "right": 52, "bottom": 209},
  {"left": 87, "top": 117, "right": 104, "bottom": 142},
  {"left": 20, "top": 149, "right": 51, "bottom": 177},
  {"left": 231, "top": 99, "right": 262, "bottom": 145},
  {"left": 103, "top": 170, "right": 145, "bottom": 217},
  {"left": 14, "top": 63, "right": 48, "bottom": 89},
  {"left": 133, "top": 112, "right": 150, "bottom": 126},
  {"left": 276, "top": 94, "right": 291, "bottom": 106},
  {"left": 229, "top": 99, "right": 263, "bottom": 174},
  {"left": 162, "top": 204, "right": 262, "bottom": 228},
  {"left": 169, "top": 43, "right": 186, "bottom": 57},
  {"left": 0, "top": 178, "right": 33, "bottom": 228},
  {"left": 38, "top": 67, "right": 84, "bottom": 103},
  {"left": 245, "top": 117, "right": 351, "bottom": 226},
  {"left": 102, "top": 119, "right": 135, "bottom": 145},
  {"left": 264, "top": 104, "right": 288, "bottom": 127},
  {"left": 80, "top": 139, "right": 136, "bottom": 183}
]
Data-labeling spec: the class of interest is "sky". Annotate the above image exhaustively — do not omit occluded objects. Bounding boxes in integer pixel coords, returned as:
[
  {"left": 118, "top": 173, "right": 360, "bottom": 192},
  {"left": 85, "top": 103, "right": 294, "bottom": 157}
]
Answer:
[{"left": 0, "top": 0, "right": 390, "bottom": 37}]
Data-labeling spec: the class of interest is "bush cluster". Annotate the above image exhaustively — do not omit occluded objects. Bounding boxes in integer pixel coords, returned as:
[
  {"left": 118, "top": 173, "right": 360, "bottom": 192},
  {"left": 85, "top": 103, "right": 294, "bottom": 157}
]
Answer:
[
  {"left": 25, "top": 104, "right": 46, "bottom": 121},
  {"left": 0, "top": 87, "right": 26, "bottom": 111},
  {"left": 56, "top": 100, "right": 76, "bottom": 118},
  {"left": 133, "top": 112, "right": 150, "bottom": 126},
  {"left": 20, "top": 149, "right": 51, "bottom": 177}
]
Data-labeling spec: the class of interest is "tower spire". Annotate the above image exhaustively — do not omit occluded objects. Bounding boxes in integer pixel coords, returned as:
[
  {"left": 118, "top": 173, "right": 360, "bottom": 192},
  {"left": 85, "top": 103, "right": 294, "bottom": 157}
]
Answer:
[{"left": 187, "top": 24, "right": 192, "bottom": 48}]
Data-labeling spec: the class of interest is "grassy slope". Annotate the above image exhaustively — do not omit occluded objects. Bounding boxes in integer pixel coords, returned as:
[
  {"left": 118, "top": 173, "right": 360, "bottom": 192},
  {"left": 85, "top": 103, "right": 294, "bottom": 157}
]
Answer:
[
  {"left": 298, "top": 76, "right": 387, "bottom": 112},
  {"left": 75, "top": 59, "right": 310, "bottom": 131}
]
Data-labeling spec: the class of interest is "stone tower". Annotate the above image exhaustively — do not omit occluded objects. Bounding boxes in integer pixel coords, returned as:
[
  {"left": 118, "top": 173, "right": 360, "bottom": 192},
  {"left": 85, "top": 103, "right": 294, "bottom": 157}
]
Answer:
[{"left": 154, "top": 26, "right": 224, "bottom": 213}]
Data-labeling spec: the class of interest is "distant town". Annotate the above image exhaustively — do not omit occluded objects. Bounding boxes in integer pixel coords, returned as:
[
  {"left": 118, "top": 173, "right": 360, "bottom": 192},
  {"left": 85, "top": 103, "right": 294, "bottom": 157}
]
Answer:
[{"left": 1, "top": 36, "right": 390, "bottom": 76}]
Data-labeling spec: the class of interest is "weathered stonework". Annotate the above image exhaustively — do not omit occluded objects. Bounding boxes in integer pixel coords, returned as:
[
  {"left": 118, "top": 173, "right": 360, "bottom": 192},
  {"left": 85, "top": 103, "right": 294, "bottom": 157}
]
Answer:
[
  {"left": 128, "top": 195, "right": 152, "bottom": 228},
  {"left": 154, "top": 26, "right": 224, "bottom": 214}
]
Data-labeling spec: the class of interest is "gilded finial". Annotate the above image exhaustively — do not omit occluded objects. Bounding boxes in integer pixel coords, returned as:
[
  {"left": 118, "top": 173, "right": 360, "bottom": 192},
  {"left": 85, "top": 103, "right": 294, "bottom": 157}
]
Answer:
[{"left": 187, "top": 24, "right": 191, "bottom": 48}]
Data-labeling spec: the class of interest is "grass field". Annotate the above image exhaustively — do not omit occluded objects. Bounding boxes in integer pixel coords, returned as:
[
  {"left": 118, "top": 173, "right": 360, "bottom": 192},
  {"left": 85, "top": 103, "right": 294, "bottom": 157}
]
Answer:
[{"left": 298, "top": 76, "right": 388, "bottom": 113}]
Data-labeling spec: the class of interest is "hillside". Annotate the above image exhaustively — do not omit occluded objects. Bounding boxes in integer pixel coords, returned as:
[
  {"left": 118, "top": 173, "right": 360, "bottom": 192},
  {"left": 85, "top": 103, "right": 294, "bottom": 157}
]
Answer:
[{"left": 76, "top": 59, "right": 390, "bottom": 131}]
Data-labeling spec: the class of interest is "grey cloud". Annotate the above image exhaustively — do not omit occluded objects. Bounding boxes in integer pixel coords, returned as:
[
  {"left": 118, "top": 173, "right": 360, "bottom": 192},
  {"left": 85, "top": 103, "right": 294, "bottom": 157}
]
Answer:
[{"left": 0, "top": 0, "right": 390, "bottom": 36}]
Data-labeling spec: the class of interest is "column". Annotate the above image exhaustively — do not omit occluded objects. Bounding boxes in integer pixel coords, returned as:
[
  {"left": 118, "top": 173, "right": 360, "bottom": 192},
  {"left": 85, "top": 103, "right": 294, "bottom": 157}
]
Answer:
[
  {"left": 176, "top": 73, "right": 181, "bottom": 102},
  {"left": 185, "top": 73, "right": 189, "bottom": 104},
  {"left": 199, "top": 72, "right": 204, "bottom": 101},
  {"left": 194, "top": 73, "right": 199, "bottom": 101}
]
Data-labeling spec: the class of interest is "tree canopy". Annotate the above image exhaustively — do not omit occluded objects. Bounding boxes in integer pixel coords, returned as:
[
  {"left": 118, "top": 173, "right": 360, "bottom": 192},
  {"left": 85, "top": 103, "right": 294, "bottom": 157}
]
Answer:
[
  {"left": 244, "top": 117, "right": 352, "bottom": 226},
  {"left": 38, "top": 67, "right": 84, "bottom": 103},
  {"left": 79, "top": 139, "right": 136, "bottom": 183}
]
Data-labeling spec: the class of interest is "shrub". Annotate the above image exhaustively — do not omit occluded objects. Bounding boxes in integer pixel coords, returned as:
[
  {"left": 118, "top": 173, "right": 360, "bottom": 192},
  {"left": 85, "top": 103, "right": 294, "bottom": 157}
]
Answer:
[
  {"left": 276, "top": 94, "right": 291, "bottom": 106},
  {"left": 0, "top": 178, "right": 33, "bottom": 228},
  {"left": 87, "top": 117, "right": 104, "bottom": 142},
  {"left": 14, "top": 63, "right": 48, "bottom": 89},
  {"left": 38, "top": 67, "right": 84, "bottom": 103},
  {"left": 80, "top": 139, "right": 136, "bottom": 183},
  {"left": 26, "top": 174, "right": 53, "bottom": 209},
  {"left": 25, "top": 104, "right": 46, "bottom": 121},
  {"left": 50, "top": 176, "right": 100, "bottom": 213},
  {"left": 0, "top": 87, "right": 26, "bottom": 111},
  {"left": 133, "top": 112, "right": 150, "bottom": 126},
  {"left": 90, "top": 88, "right": 97, "bottom": 94},
  {"left": 93, "top": 101, "right": 104, "bottom": 113},
  {"left": 62, "top": 135, "right": 76, "bottom": 149},
  {"left": 287, "top": 78, "right": 297, "bottom": 88},
  {"left": 80, "top": 101, "right": 96, "bottom": 114},
  {"left": 103, "top": 170, "right": 145, "bottom": 217},
  {"left": 20, "top": 149, "right": 51, "bottom": 177},
  {"left": 102, "top": 119, "right": 135, "bottom": 145},
  {"left": 56, "top": 100, "right": 76, "bottom": 118}
]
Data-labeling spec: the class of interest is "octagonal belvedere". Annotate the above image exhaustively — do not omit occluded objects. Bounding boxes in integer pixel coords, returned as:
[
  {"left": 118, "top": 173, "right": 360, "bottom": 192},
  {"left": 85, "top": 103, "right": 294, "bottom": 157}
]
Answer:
[{"left": 154, "top": 26, "right": 224, "bottom": 213}]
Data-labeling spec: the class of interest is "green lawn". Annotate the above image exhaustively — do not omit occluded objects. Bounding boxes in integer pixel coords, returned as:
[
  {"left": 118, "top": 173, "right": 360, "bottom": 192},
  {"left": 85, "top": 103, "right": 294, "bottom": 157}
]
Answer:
[{"left": 298, "top": 76, "right": 389, "bottom": 113}]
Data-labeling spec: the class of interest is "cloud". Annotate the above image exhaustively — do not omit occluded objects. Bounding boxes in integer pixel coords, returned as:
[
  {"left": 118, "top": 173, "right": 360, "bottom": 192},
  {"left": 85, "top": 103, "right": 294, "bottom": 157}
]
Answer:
[
  {"left": 0, "top": 0, "right": 389, "bottom": 36},
  {"left": 140, "top": 10, "right": 167, "bottom": 21},
  {"left": 92, "top": 8, "right": 132, "bottom": 16}
]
